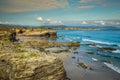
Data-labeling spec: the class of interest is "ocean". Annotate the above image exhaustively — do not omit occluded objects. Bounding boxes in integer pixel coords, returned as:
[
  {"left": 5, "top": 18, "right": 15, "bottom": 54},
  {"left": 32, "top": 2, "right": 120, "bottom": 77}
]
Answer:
[{"left": 56, "top": 30, "right": 120, "bottom": 73}]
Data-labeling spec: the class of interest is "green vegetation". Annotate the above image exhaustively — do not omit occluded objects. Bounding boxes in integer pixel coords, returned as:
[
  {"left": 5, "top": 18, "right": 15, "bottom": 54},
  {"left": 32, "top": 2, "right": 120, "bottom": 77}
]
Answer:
[
  {"left": 1, "top": 37, "right": 9, "bottom": 41},
  {"left": 19, "top": 54, "right": 27, "bottom": 59},
  {"left": 30, "top": 53, "right": 38, "bottom": 57},
  {"left": 19, "top": 53, "right": 38, "bottom": 60}
]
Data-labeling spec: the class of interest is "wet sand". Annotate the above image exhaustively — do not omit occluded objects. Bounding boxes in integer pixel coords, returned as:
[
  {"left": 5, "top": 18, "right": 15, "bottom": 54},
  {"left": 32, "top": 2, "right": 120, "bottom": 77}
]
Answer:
[{"left": 57, "top": 48, "right": 120, "bottom": 80}]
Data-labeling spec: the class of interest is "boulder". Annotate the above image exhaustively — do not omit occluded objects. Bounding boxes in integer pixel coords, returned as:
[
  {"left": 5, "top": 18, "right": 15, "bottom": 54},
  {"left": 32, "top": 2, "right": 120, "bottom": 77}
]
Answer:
[{"left": 0, "top": 53, "right": 69, "bottom": 80}]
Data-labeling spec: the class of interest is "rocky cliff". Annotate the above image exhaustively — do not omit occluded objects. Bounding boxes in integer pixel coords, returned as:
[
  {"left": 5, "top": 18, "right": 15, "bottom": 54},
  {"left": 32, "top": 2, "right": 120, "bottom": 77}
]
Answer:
[
  {"left": 0, "top": 41, "right": 69, "bottom": 80},
  {"left": 0, "top": 53, "right": 69, "bottom": 80}
]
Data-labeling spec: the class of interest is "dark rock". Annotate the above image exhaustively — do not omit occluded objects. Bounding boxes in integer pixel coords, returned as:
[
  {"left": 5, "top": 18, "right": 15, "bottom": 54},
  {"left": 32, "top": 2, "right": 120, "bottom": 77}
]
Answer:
[
  {"left": 73, "top": 47, "right": 78, "bottom": 50},
  {"left": 114, "top": 56, "right": 120, "bottom": 59},
  {"left": 18, "top": 29, "right": 24, "bottom": 34},
  {"left": 77, "top": 63, "right": 93, "bottom": 70},
  {"left": 98, "top": 47, "right": 116, "bottom": 51},
  {"left": 87, "top": 52, "right": 94, "bottom": 55},
  {"left": 97, "top": 53, "right": 111, "bottom": 58},
  {"left": 9, "top": 32, "right": 19, "bottom": 42},
  {"left": 86, "top": 44, "right": 97, "bottom": 47},
  {"left": 100, "top": 60, "right": 112, "bottom": 64},
  {"left": 73, "top": 51, "right": 78, "bottom": 54},
  {"left": 72, "top": 56, "right": 76, "bottom": 59}
]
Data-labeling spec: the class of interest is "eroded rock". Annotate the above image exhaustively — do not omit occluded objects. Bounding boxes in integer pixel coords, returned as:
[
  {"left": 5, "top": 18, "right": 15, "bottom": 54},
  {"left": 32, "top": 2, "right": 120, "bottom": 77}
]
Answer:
[{"left": 0, "top": 52, "right": 69, "bottom": 80}]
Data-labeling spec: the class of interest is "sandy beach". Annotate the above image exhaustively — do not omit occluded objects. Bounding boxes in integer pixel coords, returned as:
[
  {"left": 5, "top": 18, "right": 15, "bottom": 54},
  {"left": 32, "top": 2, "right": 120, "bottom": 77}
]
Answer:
[{"left": 57, "top": 47, "right": 120, "bottom": 80}]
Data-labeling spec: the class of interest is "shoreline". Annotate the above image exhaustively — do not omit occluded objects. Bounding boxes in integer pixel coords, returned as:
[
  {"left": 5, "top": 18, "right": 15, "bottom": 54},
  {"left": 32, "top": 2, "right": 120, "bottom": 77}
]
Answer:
[
  {"left": 56, "top": 47, "right": 120, "bottom": 80},
  {"left": 0, "top": 27, "right": 120, "bottom": 80}
]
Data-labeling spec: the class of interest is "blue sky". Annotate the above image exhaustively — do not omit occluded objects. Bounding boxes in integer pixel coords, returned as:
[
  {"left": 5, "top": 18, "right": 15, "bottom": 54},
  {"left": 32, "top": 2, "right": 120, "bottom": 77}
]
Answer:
[{"left": 0, "top": 0, "right": 120, "bottom": 26}]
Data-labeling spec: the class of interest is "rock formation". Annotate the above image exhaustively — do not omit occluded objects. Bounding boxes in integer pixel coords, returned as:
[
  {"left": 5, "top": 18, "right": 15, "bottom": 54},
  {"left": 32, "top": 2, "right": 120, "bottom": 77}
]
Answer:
[
  {"left": 0, "top": 52, "right": 69, "bottom": 80},
  {"left": 0, "top": 40, "right": 69, "bottom": 80}
]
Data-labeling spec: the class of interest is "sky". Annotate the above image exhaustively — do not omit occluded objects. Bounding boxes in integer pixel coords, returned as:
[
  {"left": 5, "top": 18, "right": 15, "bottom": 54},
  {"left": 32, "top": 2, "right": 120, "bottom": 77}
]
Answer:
[{"left": 0, "top": 0, "right": 120, "bottom": 26}]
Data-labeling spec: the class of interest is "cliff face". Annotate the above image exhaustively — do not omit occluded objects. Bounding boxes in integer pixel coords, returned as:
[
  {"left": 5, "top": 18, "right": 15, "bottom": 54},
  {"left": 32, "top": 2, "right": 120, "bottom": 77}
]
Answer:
[
  {"left": 0, "top": 52, "right": 68, "bottom": 80},
  {"left": 19, "top": 29, "right": 57, "bottom": 39},
  {"left": 0, "top": 40, "right": 69, "bottom": 80}
]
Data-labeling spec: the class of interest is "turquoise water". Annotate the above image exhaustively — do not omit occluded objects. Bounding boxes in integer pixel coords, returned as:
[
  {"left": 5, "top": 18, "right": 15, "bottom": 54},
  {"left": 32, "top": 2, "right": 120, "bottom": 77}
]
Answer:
[{"left": 56, "top": 30, "right": 120, "bottom": 69}]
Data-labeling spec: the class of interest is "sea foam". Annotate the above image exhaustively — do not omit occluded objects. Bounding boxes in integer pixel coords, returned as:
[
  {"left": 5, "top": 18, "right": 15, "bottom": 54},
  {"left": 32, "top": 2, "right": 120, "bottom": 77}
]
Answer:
[
  {"left": 82, "top": 38, "right": 114, "bottom": 45},
  {"left": 112, "top": 50, "right": 120, "bottom": 53},
  {"left": 92, "top": 57, "right": 98, "bottom": 61},
  {"left": 64, "top": 37, "right": 73, "bottom": 41},
  {"left": 104, "top": 62, "right": 120, "bottom": 74}
]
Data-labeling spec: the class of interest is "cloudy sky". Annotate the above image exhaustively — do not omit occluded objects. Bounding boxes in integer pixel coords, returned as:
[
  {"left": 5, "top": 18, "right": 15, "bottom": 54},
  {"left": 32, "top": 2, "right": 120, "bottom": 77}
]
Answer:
[{"left": 0, "top": 0, "right": 120, "bottom": 26}]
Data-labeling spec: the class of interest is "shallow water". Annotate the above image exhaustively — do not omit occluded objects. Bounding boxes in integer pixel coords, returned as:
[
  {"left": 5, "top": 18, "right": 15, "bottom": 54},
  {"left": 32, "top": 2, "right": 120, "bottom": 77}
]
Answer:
[{"left": 56, "top": 30, "right": 120, "bottom": 73}]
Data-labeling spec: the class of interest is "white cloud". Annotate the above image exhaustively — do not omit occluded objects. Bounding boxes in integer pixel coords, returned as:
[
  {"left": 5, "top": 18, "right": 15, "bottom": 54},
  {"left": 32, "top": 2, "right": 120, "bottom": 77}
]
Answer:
[
  {"left": 45, "top": 19, "right": 63, "bottom": 25},
  {"left": 94, "top": 20, "right": 106, "bottom": 25},
  {"left": 0, "top": 21, "right": 9, "bottom": 24},
  {"left": 37, "top": 17, "right": 63, "bottom": 25},
  {"left": 37, "top": 17, "right": 43, "bottom": 22},
  {"left": 94, "top": 20, "right": 120, "bottom": 26},
  {"left": 80, "top": 21, "right": 88, "bottom": 24}
]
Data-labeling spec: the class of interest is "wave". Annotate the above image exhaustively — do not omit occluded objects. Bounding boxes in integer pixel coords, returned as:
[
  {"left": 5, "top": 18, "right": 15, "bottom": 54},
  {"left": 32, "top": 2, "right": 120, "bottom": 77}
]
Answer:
[
  {"left": 112, "top": 50, "right": 120, "bottom": 53},
  {"left": 92, "top": 57, "right": 98, "bottom": 61},
  {"left": 64, "top": 37, "right": 73, "bottom": 41},
  {"left": 104, "top": 62, "right": 120, "bottom": 74},
  {"left": 82, "top": 38, "right": 115, "bottom": 45}
]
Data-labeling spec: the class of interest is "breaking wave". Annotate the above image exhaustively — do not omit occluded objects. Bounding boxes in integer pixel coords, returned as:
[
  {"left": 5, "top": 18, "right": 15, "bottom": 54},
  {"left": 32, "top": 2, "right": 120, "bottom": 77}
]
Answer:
[
  {"left": 104, "top": 62, "right": 120, "bottom": 74},
  {"left": 82, "top": 38, "right": 115, "bottom": 45}
]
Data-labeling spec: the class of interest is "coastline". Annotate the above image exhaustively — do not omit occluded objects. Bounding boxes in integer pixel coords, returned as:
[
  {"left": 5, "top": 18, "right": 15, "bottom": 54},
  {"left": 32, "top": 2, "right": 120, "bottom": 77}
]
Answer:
[{"left": 0, "top": 27, "right": 120, "bottom": 80}]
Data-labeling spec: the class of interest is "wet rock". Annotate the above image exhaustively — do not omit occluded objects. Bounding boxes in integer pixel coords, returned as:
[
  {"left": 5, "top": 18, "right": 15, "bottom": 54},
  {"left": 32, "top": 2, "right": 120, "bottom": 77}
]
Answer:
[
  {"left": 72, "top": 56, "right": 76, "bottom": 59},
  {"left": 73, "top": 51, "right": 78, "bottom": 54},
  {"left": 113, "top": 56, "right": 120, "bottom": 59},
  {"left": 97, "top": 53, "right": 111, "bottom": 58},
  {"left": 87, "top": 52, "right": 94, "bottom": 55},
  {"left": 73, "top": 47, "right": 78, "bottom": 50},
  {"left": 100, "top": 60, "right": 112, "bottom": 64},
  {"left": 77, "top": 63, "right": 93, "bottom": 70},
  {"left": 66, "top": 42, "right": 80, "bottom": 47},
  {"left": 86, "top": 44, "right": 97, "bottom": 47},
  {"left": 98, "top": 47, "right": 116, "bottom": 51}
]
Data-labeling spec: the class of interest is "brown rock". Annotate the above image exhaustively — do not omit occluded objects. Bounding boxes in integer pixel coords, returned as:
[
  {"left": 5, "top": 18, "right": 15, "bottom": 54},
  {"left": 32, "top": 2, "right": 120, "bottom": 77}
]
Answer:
[{"left": 0, "top": 53, "right": 69, "bottom": 80}]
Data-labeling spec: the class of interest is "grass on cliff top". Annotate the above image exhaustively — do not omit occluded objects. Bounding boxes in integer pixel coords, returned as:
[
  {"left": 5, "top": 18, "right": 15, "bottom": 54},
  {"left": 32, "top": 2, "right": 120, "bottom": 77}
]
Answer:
[
  {"left": 0, "top": 37, "right": 10, "bottom": 42},
  {"left": 18, "top": 53, "right": 46, "bottom": 60},
  {"left": 19, "top": 53, "right": 37, "bottom": 60}
]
